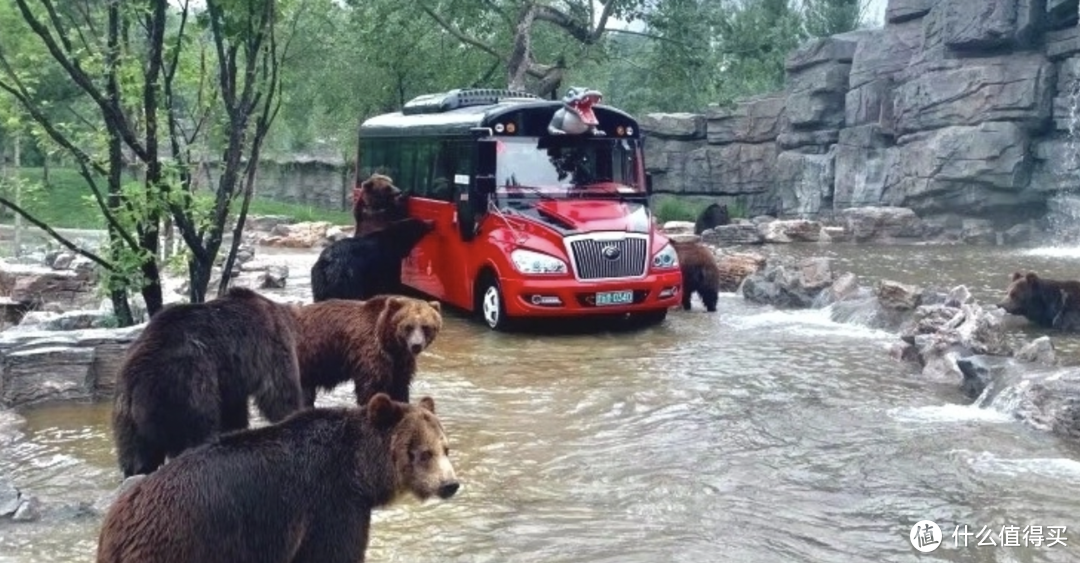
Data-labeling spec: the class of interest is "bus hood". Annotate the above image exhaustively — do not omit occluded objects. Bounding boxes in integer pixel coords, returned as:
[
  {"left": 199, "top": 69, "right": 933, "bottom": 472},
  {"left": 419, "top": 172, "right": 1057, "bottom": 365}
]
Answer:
[{"left": 530, "top": 199, "right": 652, "bottom": 234}]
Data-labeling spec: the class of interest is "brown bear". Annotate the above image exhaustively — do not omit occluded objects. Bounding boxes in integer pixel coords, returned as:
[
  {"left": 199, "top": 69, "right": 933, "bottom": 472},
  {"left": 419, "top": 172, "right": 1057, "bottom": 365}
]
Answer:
[
  {"left": 352, "top": 173, "right": 408, "bottom": 237},
  {"left": 694, "top": 202, "right": 730, "bottom": 235},
  {"left": 111, "top": 287, "right": 304, "bottom": 478},
  {"left": 672, "top": 239, "right": 721, "bottom": 312},
  {"left": 296, "top": 295, "right": 442, "bottom": 407},
  {"left": 998, "top": 271, "right": 1080, "bottom": 331},
  {"left": 96, "top": 393, "right": 459, "bottom": 563}
]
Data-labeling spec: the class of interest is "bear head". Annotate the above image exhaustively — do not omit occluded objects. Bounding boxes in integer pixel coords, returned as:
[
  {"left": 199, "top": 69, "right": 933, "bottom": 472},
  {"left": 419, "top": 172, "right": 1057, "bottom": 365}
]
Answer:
[
  {"left": 366, "top": 218, "right": 435, "bottom": 259},
  {"left": 375, "top": 295, "right": 443, "bottom": 356},
  {"left": 366, "top": 392, "right": 459, "bottom": 501},
  {"left": 998, "top": 271, "right": 1042, "bottom": 316},
  {"left": 354, "top": 173, "right": 403, "bottom": 211}
]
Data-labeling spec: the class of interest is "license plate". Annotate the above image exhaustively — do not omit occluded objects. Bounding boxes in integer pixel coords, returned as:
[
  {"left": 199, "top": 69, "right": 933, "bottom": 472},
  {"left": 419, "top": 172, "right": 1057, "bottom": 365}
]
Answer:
[{"left": 595, "top": 290, "right": 633, "bottom": 306}]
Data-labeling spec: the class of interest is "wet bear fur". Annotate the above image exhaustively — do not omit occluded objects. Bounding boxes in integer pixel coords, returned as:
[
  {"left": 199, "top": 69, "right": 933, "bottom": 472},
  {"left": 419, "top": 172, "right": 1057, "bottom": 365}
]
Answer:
[
  {"left": 296, "top": 295, "right": 443, "bottom": 407},
  {"left": 998, "top": 271, "right": 1080, "bottom": 331},
  {"left": 352, "top": 173, "right": 408, "bottom": 238},
  {"left": 96, "top": 393, "right": 460, "bottom": 563},
  {"left": 672, "top": 240, "right": 721, "bottom": 313},
  {"left": 694, "top": 203, "right": 730, "bottom": 235},
  {"left": 111, "top": 287, "right": 303, "bottom": 478},
  {"left": 310, "top": 217, "right": 434, "bottom": 302}
]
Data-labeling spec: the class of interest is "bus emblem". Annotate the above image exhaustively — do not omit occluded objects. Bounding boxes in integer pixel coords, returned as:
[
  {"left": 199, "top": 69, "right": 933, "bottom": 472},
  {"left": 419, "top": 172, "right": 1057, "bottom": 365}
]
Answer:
[{"left": 601, "top": 245, "right": 621, "bottom": 260}]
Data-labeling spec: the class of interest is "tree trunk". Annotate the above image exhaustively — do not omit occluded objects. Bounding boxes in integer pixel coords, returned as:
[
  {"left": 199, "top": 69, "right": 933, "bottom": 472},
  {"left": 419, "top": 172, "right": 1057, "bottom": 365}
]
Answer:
[
  {"left": 12, "top": 134, "right": 21, "bottom": 257},
  {"left": 188, "top": 256, "right": 214, "bottom": 303}
]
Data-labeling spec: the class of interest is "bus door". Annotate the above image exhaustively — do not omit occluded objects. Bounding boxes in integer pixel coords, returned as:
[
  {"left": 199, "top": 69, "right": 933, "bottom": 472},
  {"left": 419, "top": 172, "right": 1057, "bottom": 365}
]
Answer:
[{"left": 401, "top": 139, "right": 472, "bottom": 310}]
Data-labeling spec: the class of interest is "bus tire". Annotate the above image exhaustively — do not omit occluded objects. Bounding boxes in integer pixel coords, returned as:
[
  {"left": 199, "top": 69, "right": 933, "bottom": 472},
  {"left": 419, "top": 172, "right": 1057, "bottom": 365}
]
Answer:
[{"left": 476, "top": 275, "right": 512, "bottom": 331}]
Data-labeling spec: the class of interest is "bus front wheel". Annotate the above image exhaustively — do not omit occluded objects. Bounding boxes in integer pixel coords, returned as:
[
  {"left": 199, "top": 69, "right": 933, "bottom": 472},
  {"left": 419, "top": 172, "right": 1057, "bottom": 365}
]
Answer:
[{"left": 477, "top": 276, "right": 511, "bottom": 331}]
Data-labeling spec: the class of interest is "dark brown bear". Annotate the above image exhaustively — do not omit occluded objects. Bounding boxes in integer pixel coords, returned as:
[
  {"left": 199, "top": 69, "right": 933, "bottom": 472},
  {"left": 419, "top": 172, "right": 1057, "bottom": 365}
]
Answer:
[
  {"left": 352, "top": 173, "right": 407, "bottom": 237},
  {"left": 672, "top": 240, "right": 721, "bottom": 312},
  {"left": 998, "top": 271, "right": 1080, "bottom": 330},
  {"left": 111, "top": 287, "right": 303, "bottom": 478},
  {"left": 96, "top": 393, "right": 459, "bottom": 563},
  {"left": 310, "top": 217, "right": 434, "bottom": 302},
  {"left": 296, "top": 295, "right": 443, "bottom": 407},
  {"left": 694, "top": 202, "right": 730, "bottom": 235}
]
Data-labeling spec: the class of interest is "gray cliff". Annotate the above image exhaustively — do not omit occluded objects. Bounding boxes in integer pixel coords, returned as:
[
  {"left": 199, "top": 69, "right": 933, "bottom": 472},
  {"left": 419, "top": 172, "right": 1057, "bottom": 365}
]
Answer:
[{"left": 642, "top": 0, "right": 1080, "bottom": 229}]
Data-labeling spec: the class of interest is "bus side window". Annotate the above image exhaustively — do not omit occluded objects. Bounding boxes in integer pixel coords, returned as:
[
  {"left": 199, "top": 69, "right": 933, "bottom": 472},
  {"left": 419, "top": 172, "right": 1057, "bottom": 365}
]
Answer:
[
  {"left": 396, "top": 139, "right": 417, "bottom": 194},
  {"left": 430, "top": 141, "right": 456, "bottom": 202},
  {"left": 413, "top": 139, "right": 437, "bottom": 199}
]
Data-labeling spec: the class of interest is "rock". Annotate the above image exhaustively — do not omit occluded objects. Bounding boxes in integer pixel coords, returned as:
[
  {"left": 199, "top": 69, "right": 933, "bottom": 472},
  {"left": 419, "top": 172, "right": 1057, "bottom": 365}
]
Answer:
[
  {"left": 715, "top": 252, "right": 766, "bottom": 292},
  {"left": 246, "top": 215, "right": 296, "bottom": 232},
  {"left": 1010, "top": 369, "right": 1080, "bottom": 441},
  {"left": 0, "top": 481, "right": 20, "bottom": 516},
  {"left": 325, "top": 225, "right": 351, "bottom": 242},
  {"left": 821, "top": 226, "right": 849, "bottom": 242},
  {"left": 826, "top": 272, "right": 861, "bottom": 303},
  {"left": 961, "top": 218, "right": 996, "bottom": 245},
  {"left": 640, "top": 113, "right": 707, "bottom": 140},
  {"left": 258, "top": 264, "right": 289, "bottom": 289},
  {"left": 882, "top": 123, "right": 1038, "bottom": 217},
  {"left": 848, "top": 20, "right": 924, "bottom": 90},
  {"left": 259, "top": 221, "right": 332, "bottom": 248},
  {"left": 706, "top": 95, "right": 785, "bottom": 144},
  {"left": 0, "top": 325, "right": 144, "bottom": 409},
  {"left": 773, "top": 150, "right": 836, "bottom": 217},
  {"left": 50, "top": 252, "right": 75, "bottom": 270},
  {"left": 1002, "top": 222, "right": 1034, "bottom": 245},
  {"left": 877, "top": 280, "right": 922, "bottom": 311},
  {"left": 14, "top": 310, "right": 109, "bottom": 332},
  {"left": 739, "top": 256, "right": 835, "bottom": 308},
  {"left": 667, "top": 233, "right": 701, "bottom": 244},
  {"left": 833, "top": 125, "right": 893, "bottom": 208},
  {"left": 12, "top": 494, "right": 41, "bottom": 521},
  {"left": 839, "top": 207, "right": 923, "bottom": 242},
  {"left": 702, "top": 224, "right": 765, "bottom": 246},
  {"left": 956, "top": 355, "right": 1009, "bottom": 399},
  {"left": 886, "top": 0, "right": 931, "bottom": 23},
  {"left": 758, "top": 219, "right": 824, "bottom": 243},
  {"left": 679, "top": 143, "right": 778, "bottom": 195},
  {"left": 0, "top": 262, "right": 96, "bottom": 306},
  {"left": 1016, "top": 336, "right": 1056, "bottom": 366},
  {"left": 946, "top": 285, "right": 973, "bottom": 307},
  {"left": 662, "top": 221, "right": 696, "bottom": 235},
  {"left": 785, "top": 36, "right": 858, "bottom": 73},
  {"left": 893, "top": 54, "right": 1053, "bottom": 135},
  {"left": 941, "top": 0, "right": 1042, "bottom": 51}
]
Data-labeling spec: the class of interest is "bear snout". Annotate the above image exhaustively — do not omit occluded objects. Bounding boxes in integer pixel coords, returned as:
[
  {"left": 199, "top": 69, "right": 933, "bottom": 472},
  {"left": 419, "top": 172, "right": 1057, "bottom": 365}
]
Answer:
[
  {"left": 405, "top": 327, "right": 427, "bottom": 355},
  {"left": 410, "top": 343, "right": 423, "bottom": 354},
  {"left": 437, "top": 480, "right": 460, "bottom": 499}
]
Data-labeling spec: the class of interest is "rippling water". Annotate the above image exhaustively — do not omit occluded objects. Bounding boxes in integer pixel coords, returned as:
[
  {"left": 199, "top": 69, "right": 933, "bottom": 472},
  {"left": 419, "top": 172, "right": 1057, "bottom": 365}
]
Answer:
[{"left": 2, "top": 243, "right": 1080, "bottom": 562}]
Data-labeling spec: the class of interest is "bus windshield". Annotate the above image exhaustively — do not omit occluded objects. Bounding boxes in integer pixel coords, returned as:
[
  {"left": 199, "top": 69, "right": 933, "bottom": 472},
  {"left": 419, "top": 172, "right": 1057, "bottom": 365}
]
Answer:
[{"left": 495, "top": 136, "right": 643, "bottom": 198}]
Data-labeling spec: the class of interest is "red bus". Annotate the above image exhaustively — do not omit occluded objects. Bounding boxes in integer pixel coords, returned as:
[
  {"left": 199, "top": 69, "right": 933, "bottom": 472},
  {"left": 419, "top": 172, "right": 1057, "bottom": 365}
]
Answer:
[{"left": 356, "top": 88, "right": 683, "bottom": 331}]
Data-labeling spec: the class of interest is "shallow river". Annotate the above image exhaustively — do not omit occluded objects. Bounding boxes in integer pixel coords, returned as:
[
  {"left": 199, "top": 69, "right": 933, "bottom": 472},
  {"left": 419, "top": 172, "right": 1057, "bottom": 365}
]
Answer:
[{"left": 3, "top": 243, "right": 1080, "bottom": 562}]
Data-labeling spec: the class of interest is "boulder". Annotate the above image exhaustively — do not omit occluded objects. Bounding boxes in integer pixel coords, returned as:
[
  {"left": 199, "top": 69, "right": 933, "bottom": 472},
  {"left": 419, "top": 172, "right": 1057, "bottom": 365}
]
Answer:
[
  {"left": 739, "top": 256, "right": 835, "bottom": 308},
  {"left": 838, "top": 206, "right": 924, "bottom": 242},
  {"left": 833, "top": 125, "right": 893, "bottom": 208},
  {"left": 258, "top": 221, "right": 332, "bottom": 248},
  {"left": 702, "top": 224, "right": 765, "bottom": 246},
  {"left": 848, "top": 20, "right": 924, "bottom": 90},
  {"left": 0, "top": 325, "right": 144, "bottom": 409},
  {"left": 245, "top": 215, "right": 296, "bottom": 233},
  {"left": 705, "top": 95, "right": 786, "bottom": 145},
  {"left": 640, "top": 113, "right": 707, "bottom": 140},
  {"left": 939, "top": 0, "right": 1042, "bottom": 51},
  {"left": 715, "top": 252, "right": 767, "bottom": 292},
  {"left": 0, "top": 262, "right": 96, "bottom": 306},
  {"left": 773, "top": 150, "right": 836, "bottom": 217},
  {"left": 758, "top": 219, "right": 825, "bottom": 243},
  {"left": 662, "top": 221, "right": 696, "bottom": 235},
  {"left": 877, "top": 280, "right": 923, "bottom": 311},
  {"left": 257, "top": 264, "right": 289, "bottom": 290},
  {"left": 885, "top": 0, "right": 932, "bottom": 23}
]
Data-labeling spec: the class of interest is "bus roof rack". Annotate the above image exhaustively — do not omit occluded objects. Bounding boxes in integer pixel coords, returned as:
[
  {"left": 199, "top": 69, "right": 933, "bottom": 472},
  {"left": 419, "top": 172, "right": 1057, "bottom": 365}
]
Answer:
[{"left": 402, "top": 88, "right": 542, "bottom": 115}]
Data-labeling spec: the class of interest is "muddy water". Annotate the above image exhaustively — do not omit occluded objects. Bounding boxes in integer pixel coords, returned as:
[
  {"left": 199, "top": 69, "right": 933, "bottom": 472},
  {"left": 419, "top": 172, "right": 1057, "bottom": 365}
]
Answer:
[{"left": 3, "top": 244, "right": 1080, "bottom": 562}]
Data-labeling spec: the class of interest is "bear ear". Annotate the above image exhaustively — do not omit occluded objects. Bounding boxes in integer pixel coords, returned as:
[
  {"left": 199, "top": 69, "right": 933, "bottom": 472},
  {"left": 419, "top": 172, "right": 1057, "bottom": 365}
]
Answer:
[
  {"left": 418, "top": 396, "right": 436, "bottom": 414},
  {"left": 427, "top": 300, "right": 441, "bottom": 314},
  {"left": 1011, "top": 271, "right": 1023, "bottom": 281},
  {"left": 1025, "top": 272, "right": 1039, "bottom": 284},
  {"left": 375, "top": 296, "right": 406, "bottom": 331},
  {"left": 367, "top": 393, "right": 404, "bottom": 428}
]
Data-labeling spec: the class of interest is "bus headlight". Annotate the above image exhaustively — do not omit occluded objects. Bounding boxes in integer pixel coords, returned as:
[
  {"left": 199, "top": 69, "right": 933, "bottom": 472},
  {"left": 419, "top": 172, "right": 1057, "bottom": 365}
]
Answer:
[
  {"left": 651, "top": 244, "right": 679, "bottom": 269},
  {"left": 511, "top": 249, "right": 568, "bottom": 275}
]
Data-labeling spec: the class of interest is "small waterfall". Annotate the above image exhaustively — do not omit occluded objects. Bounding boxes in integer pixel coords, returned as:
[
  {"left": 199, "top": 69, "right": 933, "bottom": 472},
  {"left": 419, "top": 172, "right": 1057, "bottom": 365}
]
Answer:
[{"left": 1045, "top": 74, "right": 1080, "bottom": 244}]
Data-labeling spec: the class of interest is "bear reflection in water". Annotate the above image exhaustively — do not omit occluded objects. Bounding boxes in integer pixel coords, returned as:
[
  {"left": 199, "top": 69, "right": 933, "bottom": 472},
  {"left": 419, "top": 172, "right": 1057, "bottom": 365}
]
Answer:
[{"left": 97, "top": 394, "right": 459, "bottom": 563}]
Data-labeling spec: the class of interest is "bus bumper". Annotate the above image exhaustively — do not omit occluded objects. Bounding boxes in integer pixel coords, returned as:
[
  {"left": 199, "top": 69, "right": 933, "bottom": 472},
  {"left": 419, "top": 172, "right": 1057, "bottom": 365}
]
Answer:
[{"left": 501, "top": 271, "right": 683, "bottom": 318}]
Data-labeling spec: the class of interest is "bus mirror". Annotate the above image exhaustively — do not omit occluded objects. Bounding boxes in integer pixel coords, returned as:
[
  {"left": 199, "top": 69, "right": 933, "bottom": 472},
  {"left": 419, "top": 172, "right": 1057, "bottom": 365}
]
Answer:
[
  {"left": 645, "top": 172, "right": 654, "bottom": 194},
  {"left": 470, "top": 127, "right": 494, "bottom": 137}
]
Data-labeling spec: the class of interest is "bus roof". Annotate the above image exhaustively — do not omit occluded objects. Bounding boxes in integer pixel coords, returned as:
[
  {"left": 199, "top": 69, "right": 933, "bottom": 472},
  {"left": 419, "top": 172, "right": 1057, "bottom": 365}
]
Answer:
[{"left": 358, "top": 88, "right": 641, "bottom": 139}]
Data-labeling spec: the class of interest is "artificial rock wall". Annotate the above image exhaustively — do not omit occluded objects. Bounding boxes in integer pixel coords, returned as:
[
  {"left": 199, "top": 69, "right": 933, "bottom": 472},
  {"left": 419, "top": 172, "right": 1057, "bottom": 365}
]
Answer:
[{"left": 642, "top": 0, "right": 1080, "bottom": 227}]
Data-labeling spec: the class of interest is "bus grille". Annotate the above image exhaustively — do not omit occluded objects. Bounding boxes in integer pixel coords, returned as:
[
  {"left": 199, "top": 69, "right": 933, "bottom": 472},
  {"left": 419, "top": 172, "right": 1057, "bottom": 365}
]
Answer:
[{"left": 568, "top": 237, "right": 648, "bottom": 280}]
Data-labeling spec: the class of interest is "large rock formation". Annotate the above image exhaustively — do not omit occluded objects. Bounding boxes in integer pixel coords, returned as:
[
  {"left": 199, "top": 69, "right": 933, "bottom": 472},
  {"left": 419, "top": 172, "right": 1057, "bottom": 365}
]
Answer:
[{"left": 643, "top": 0, "right": 1080, "bottom": 230}]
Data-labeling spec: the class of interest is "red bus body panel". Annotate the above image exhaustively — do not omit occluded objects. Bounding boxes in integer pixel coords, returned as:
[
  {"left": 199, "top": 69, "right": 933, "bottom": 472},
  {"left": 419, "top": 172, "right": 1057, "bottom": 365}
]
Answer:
[{"left": 401, "top": 196, "right": 682, "bottom": 317}]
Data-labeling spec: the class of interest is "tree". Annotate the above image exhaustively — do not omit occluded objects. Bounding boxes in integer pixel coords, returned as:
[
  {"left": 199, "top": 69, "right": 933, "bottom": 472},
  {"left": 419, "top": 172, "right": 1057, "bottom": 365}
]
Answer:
[{"left": 417, "top": 0, "right": 650, "bottom": 97}]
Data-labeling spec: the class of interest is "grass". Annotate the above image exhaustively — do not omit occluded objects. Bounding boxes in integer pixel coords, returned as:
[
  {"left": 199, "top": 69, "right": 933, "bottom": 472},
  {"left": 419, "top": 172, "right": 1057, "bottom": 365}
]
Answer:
[
  {"left": 0, "top": 167, "right": 352, "bottom": 230},
  {"left": 652, "top": 195, "right": 749, "bottom": 224}
]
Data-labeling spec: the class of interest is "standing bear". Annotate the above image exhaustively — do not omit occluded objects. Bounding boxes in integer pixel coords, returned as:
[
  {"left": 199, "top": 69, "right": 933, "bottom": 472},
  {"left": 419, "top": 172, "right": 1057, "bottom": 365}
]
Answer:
[
  {"left": 111, "top": 287, "right": 304, "bottom": 478},
  {"left": 96, "top": 393, "right": 460, "bottom": 563},
  {"left": 352, "top": 173, "right": 408, "bottom": 237},
  {"left": 671, "top": 239, "right": 721, "bottom": 313},
  {"left": 998, "top": 271, "right": 1080, "bottom": 331},
  {"left": 310, "top": 217, "right": 434, "bottom": 302},
  {"left": 297, "top": 295, "right": 443, "bottom": 407}
]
